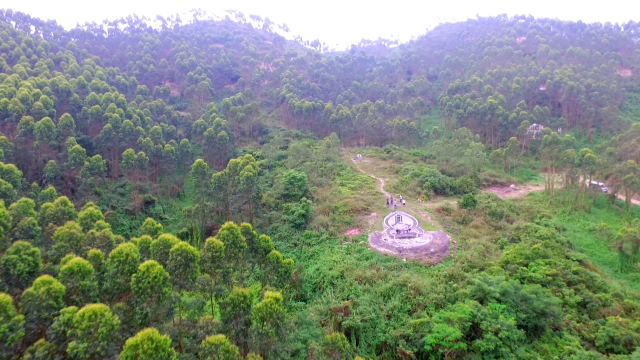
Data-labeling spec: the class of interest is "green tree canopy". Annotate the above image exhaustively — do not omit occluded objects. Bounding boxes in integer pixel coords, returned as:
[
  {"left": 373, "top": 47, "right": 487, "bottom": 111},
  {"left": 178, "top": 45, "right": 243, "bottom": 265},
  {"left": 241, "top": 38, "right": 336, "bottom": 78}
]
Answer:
[
  {"left": 0, "top": 240, "right": 41, "bottom": 293},
  {"left": 150, "top": 233, "right": 179, "bottom": 268},
  {"left": 167, "top": 241, "right": 200, "bottom": 291},
  {"left": 131, "top": 260, "right": 171, "bottom": 327},
  {"left": 221, "top": 287, "right": 252, "bottom": 352},
  {"left": 20, "top": 275, "right": 65, "bottom": 339},
  {"left": 0, "top": 292, "right": 24, "bottom": 360},
  {"left": 66, "top": 303, "right": 121, "bottom": 360},
  {"left": 200, "top": 334, "right": 240, "bottom": 360},
  {"left": 140, "top": 218, "right": 163, "bottom": 238},
  {"left": 51, "top": 221, "right": 85, "bottom": 263},
  {"left": 105, "top": 243, "right": 140, "bottom": 301},
  {"left": 215, "top": 222, "right": 246, "bottom": 269},
  {"left": 120, "top": 328, "right": 176, "bottom": 360},
  {"left": 57, "top": 256, "right": 98, "bottom": 307}
]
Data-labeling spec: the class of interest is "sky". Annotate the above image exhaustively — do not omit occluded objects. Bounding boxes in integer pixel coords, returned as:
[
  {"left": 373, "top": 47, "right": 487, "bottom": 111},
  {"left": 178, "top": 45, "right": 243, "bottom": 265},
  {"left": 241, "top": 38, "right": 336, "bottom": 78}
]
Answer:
[{"left": 7, "top": 0, "right": 640, "bottom": 50}]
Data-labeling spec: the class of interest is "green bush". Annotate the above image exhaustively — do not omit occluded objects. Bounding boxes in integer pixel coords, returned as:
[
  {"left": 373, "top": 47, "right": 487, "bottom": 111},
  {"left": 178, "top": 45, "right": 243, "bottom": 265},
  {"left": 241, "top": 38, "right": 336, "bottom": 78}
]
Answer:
[
  {"left": 478, "top": 170, "right": 514, "bottom": 187},
  {"left": 459, "top": 194, "right": 478, "bottom": 210},
  {"left": 283, "top": 198, "right": 314, "bottom": 230},
  {"left": 282, "top": 170, "right": 308, "bottom": 200},
  {"left": 515, "top": 167, "right": 543, "bottom": 184}
]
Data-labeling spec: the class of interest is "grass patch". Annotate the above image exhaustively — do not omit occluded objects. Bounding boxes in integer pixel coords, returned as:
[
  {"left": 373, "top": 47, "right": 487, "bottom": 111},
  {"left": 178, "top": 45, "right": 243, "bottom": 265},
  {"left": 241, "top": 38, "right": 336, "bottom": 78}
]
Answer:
[
  {"left": 340, "top": 149, "right": 446, "bottom": 231},
  {"left": 514, "top": 166, "right": 544, "bottom": 184},
  {"left": 525, "top": 193, "right": 640, "bottom": 291},
  {"left": 420, "top": 109, "right": 442, "bottom": 132},
  {"left": 272, "top": 230, "right": 453, "bottom": 358}
]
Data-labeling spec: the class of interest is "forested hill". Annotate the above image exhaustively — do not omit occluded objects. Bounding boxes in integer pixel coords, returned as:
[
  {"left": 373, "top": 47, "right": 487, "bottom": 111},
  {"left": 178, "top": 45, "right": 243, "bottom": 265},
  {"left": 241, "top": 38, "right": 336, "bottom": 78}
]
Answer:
[
  {"left": 1, "top": 11, "right": 640, "bottom": 158},
  {"left": 4, "top": 8, "right": 640, "bottom": 360}
]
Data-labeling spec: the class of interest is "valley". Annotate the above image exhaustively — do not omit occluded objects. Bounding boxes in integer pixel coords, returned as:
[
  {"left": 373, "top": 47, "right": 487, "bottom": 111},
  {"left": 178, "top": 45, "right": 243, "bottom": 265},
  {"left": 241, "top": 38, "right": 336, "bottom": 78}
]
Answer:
[{"left": 1, "top": 8, "right": 640, "bottom": 360}]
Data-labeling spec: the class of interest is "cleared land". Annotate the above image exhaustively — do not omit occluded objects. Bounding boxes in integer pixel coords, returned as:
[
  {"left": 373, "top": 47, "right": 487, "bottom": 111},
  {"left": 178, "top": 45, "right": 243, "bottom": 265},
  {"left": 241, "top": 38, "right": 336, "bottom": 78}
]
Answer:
[
  {"left": 482, "top": 183, "right": 544, "bottom": 198},
  {"left": 342, "top": 151, "right": 442, "bottom": 234}
]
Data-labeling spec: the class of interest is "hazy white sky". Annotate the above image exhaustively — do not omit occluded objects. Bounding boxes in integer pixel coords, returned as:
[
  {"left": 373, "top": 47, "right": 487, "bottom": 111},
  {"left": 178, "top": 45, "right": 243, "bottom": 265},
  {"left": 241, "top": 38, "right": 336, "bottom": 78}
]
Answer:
[{"left": 7, "top": 0, "right": 640, "bottom": 49}]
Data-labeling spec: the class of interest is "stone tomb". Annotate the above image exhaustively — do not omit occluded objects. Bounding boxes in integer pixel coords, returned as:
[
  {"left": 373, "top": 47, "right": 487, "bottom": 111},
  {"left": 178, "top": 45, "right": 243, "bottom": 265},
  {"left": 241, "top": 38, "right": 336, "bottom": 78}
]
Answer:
[{"left": 368, "top": 211, "right": 450, "bottom": 262}]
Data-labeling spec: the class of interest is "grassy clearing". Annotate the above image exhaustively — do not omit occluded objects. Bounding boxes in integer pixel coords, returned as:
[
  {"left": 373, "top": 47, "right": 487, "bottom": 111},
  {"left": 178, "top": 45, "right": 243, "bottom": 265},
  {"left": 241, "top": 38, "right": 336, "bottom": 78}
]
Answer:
[
  {"left": 420, "top": 109, "right": 442, "bottom": 132},
  {"left": 524, "top": 192, "right": 640, "bottom": 292},
  {"left": 306, "top": 154, "right": 380, "bottom": 236},
  {"left": 513, "top": 166, "right": 544, "bottom": 185},
  {"left": 339, "top": 148, "right": 444, "bottom": 233}
]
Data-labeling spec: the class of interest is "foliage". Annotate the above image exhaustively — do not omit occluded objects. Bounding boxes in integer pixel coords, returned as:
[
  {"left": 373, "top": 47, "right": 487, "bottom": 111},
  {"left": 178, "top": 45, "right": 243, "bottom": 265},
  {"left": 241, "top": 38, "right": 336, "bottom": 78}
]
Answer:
[
  {"left": 131, "top": 260, "right": 171, "bottom": 327},
  {"left": 66, "top": 303, "right": 121, "bottom": 360},
  {"left": 57, "top": 256, "right": 97, "bottom": 307},
  {"left": 459, "top": 194, "right": 478, "bottom": 210},
  {"left": 201, "top": 334, "right": 241, "bottom": 360},
  {"left": 19, "top": 275, "right": 65, "bottom": 339},
  {"left": 0, "top": 292, "right": 24, "bottom": 360},
  {"left": 282, "top": 170, "right": 308, "bottom": 200},
  {"left": 0, "top": 7, "right": 639, "bottom": 360},
  {"left": 0, "top": 240, "right": 41, "bottom": 293},
  {"left": 167, "top": 241, "right": 200, "bottom": 291},
  {"left": 119, "top": 328, "right": 176, "bottom": 360},
  {"left": 51, "top": 221, "right": 84, "bottom": 263},
  {"left": 105, "top": 242, "right": 140, "bottom": 301}
]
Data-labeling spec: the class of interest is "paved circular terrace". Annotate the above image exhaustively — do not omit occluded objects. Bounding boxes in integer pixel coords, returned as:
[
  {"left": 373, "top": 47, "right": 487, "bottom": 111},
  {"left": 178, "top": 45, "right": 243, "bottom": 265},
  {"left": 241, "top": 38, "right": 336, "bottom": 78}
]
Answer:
[{"left": 369, "top": 211, "right": 450, "bottom": 263}]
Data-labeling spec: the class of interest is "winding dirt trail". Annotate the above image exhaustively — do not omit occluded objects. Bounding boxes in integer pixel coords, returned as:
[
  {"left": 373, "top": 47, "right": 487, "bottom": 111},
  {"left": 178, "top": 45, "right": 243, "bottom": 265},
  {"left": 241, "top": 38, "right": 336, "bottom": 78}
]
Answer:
[
  {"left": 350, "top": 157, "right": 450, "bottom": 264},
  {"left": 352, "top": 159, "right": 391, "bottom": 198},
  {"left": 351, "top": 158, "right": 440, "bottom": 229}
]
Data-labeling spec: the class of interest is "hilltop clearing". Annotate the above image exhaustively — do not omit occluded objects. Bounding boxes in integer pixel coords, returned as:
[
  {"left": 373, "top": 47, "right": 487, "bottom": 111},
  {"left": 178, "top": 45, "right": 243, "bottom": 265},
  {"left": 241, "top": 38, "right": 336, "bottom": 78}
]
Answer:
[{"left": 343, "top": 150, "right": 442, "bottom": 232}]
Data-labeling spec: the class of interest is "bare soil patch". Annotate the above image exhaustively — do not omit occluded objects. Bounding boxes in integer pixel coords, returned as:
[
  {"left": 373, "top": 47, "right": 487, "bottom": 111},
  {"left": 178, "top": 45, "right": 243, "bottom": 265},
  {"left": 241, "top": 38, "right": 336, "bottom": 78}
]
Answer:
[
  {"left": 164, "top": 81, "right": 182, "bottom": 96},
  {"left": 619, "top": 68, "right": 633, "bottom": 77},
  {"left": 345, "top": 228, "right": 362, "bottom": 237},
  {"left": 366, "top": 212, "right": 377, "bottom": 227},
  {"left": 616, "top": 193, "right": 640, "bottom": 206},
  {"left": 482, "top": 183, "right": 544, "bottom": 198}
]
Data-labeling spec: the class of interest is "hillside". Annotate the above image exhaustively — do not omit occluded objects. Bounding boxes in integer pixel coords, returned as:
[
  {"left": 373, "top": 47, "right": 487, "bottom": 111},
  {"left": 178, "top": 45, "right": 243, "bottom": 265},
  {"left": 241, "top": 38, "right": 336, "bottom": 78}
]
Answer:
[{"left": 2, "top": 8, "right": 640, "bottom": 360}]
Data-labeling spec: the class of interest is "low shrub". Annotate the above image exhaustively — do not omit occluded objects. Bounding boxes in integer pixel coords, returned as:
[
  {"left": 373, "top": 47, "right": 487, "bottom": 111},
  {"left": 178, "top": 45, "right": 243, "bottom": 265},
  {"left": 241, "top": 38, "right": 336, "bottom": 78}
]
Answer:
[{"left": 459, "top": 194, "right": 478, "bottom": 210}]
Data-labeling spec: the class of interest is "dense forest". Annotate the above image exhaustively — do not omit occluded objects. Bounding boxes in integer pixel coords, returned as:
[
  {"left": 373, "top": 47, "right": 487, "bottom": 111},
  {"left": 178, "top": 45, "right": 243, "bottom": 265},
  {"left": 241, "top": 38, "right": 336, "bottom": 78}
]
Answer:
[{"left": 2, "top": 7, "right": 640, "bottom": 359}]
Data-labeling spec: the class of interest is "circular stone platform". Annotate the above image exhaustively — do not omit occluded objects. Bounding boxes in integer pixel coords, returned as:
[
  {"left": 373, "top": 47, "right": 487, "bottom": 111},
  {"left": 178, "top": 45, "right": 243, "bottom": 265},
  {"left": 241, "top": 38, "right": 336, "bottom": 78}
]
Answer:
[{"left": 368, "top": 211, "right": 450, "bottom": 263}]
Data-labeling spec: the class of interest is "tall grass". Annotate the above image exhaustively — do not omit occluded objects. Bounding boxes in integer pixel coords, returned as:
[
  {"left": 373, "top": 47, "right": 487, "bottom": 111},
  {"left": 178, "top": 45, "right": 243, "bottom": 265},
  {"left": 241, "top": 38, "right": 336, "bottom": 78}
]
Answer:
[{"left": 526, "top": 193, "right": 640, "bottom": 291}]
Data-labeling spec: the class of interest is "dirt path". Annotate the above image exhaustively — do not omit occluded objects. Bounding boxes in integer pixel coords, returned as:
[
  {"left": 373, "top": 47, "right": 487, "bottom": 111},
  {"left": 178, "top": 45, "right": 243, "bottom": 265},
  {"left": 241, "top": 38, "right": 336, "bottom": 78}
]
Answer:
[
  {"left": 615, "top": 193, "right": 640, "bottom": 206},
  {"left": 484, "top": 180, "right": 640, "bottom": 207},
  {"left": 350, "top": 158, "right": 442, "bottom": 231},
  {"left": 566, "top": 176, "right": 640, "bottom": 206},
  {"left": 352, "top": 159, "right": 391, "bottom": 198}
]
